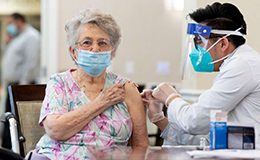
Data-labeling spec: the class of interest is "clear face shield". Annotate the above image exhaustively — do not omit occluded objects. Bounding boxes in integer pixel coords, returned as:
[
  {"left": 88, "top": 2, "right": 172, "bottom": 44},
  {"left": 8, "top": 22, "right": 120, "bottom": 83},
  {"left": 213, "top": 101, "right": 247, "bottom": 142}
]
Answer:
[
  {"left": 181, "top": 23, "right": 213, "bottom": 80},
  {"left": 181, "top": 23, "right": 244, "bottom": 80}
]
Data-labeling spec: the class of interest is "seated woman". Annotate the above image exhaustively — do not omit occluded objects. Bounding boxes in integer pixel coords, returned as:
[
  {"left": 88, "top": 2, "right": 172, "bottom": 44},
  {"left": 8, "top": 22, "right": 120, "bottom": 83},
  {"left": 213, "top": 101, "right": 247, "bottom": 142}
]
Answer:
[{"left": 26, "top": 9, "right": 149, "bottom": 160}]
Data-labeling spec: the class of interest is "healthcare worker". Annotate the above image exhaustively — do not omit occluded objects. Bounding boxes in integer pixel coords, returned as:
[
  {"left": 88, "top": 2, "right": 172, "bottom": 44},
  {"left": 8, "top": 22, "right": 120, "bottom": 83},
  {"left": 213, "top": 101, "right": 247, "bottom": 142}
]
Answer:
[{"left": 142, "top": 2, "right": 260, "bottom": 148}]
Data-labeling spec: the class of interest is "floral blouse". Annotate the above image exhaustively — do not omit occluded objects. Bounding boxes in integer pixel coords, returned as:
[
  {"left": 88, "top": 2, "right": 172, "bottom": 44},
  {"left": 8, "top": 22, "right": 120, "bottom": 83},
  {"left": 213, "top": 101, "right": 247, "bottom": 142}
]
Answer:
[{"left": 36, "top": 69, "right": 132, "bottom": 160}]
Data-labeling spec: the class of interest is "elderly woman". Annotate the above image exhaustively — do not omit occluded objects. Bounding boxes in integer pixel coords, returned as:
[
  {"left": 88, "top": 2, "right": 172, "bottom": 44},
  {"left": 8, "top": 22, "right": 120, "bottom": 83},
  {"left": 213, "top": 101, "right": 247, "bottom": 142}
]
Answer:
[{"left": 25, "top": 9, "right": 149, "bottom": 160}]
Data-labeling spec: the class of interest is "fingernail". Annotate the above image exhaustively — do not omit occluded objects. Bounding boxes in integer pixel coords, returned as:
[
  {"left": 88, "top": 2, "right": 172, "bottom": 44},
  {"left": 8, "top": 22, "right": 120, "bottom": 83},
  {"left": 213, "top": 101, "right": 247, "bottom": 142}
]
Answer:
[{"left": 142, "top": 98, "right": 149, "bottom": 103}]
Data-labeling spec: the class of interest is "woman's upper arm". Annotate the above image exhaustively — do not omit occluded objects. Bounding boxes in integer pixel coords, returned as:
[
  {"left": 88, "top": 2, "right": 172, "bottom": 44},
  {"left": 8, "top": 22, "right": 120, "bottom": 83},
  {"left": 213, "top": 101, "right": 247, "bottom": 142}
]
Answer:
[{"left": 124, "top": 81, "right": 150, "bottom": 146}]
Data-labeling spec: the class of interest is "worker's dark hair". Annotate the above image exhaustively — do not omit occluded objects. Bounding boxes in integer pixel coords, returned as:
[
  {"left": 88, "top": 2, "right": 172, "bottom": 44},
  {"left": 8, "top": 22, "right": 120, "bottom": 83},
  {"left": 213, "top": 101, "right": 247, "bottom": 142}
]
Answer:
[
  {"left": 189, "top": 2, "right": 246, "bottom": 48},
  {"left": 11, "top": 13, "right": 26, "bottom": 23}
]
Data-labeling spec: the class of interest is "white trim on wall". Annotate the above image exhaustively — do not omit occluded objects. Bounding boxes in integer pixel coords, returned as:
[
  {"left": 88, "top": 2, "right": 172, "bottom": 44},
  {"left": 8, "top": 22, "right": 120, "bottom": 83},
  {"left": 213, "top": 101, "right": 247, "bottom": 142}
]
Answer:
[
  {"left": 145, "top": 82, "right": 182, "bottom": 91},
  {"left": 179, "top": 89, "right": 205, "bottom": 102},
  {"left": 40, "top": 0, "right": 59, "bottom": 83}
]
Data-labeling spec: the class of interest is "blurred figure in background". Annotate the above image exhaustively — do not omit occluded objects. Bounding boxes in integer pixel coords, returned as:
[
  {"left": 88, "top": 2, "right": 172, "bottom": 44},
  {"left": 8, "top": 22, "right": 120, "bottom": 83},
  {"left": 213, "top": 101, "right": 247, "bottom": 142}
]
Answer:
[{"left": 1, "top": 13, "right": 41, "bottom": 149}]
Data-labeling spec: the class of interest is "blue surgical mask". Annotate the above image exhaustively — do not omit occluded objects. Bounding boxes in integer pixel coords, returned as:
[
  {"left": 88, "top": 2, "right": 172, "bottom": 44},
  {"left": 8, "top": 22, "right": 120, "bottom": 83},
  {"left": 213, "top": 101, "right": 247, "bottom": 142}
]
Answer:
[
  {"left": 6, "top": 24, "right": 17, "bottom": 36},
  {"left": 75, "top": 49, "right": 112, "bottom": 77},
  {"left": 189, "top": 45, "right": 214, "bottom": 72}
]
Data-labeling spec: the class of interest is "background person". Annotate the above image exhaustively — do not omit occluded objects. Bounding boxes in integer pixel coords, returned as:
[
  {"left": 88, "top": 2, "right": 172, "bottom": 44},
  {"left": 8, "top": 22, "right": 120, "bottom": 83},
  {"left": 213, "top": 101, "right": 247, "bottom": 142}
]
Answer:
[
  {"left": 1, "top": 12, "right": 41, "bottom": 149},
  {"left": 142, "top": 2, "right": 260, "bottom": 147},
  {"left": 25, "top": 9, "right": 149, "bottom": 160}
]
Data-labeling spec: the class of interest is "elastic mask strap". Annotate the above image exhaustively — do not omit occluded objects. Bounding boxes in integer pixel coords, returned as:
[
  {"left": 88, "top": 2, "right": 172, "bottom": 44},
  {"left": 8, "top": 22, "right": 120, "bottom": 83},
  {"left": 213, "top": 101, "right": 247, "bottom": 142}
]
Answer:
[
  {"left": 208, "top": 54, "right": 230, "bottom": 64},
  {"left": 207, "top": 27, "right": 243, "bottom": 65},
  {"left": 206, "top": 27, "right": 243, "bottom": 53}
]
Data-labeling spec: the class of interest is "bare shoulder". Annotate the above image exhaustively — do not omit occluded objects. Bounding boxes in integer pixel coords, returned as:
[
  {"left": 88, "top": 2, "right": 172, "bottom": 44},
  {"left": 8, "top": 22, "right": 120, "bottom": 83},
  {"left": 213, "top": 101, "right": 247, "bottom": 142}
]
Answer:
[
  {"left": 124, "top": 80, "right": 142, "bottom": 105},
  {"left": 124, "top": 80, "right": 139, "bottom": 93},
  {"left": 124, "top": 80, "right": 141, "bottom": 101}
]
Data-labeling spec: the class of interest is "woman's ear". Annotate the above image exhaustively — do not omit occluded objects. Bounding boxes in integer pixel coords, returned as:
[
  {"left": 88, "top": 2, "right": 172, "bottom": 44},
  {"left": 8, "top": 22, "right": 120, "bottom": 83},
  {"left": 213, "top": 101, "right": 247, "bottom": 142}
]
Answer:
[
  {"left": 220, "top": 37, "right": 229, "bottom": 52},
  {"left": 69, "top": 46, "right": 78, "bottom": 61},
  {"left": 111, "top": 47, "right": 117, "bottom": 60}
]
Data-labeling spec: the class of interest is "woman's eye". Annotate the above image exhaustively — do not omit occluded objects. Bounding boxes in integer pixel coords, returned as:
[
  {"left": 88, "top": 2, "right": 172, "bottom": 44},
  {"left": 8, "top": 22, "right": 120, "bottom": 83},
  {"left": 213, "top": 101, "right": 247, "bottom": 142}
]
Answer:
[
  {"left": 99, "top": 41, "right": 108, "bottom": 46},
  {"left": 82, "top": 40, "right": 92, "bottom": 45}
]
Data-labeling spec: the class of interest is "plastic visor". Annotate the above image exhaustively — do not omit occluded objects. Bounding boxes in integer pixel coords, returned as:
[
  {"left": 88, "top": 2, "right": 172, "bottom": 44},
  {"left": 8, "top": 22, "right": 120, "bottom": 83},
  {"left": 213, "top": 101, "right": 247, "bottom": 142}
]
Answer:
[{"left": 181, "top": 23, "right": 212, "bottom": 80}]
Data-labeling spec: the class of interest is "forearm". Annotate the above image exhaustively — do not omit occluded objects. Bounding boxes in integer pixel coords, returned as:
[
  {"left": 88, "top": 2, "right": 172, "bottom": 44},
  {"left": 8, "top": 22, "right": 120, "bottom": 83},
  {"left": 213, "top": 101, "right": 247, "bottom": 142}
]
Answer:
[
  {"left": 44, "top": 100, "right": 106, "bottom": 140},
  {"left": 154, "top": 117, "right": 168, "bottom": 132}
]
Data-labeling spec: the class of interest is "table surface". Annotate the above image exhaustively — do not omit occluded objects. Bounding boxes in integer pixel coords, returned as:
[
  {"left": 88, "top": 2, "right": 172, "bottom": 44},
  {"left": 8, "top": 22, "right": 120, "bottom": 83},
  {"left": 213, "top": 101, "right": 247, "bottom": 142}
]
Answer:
[{"left": 84, "top": 145, "right": 256, "bottom": 160}]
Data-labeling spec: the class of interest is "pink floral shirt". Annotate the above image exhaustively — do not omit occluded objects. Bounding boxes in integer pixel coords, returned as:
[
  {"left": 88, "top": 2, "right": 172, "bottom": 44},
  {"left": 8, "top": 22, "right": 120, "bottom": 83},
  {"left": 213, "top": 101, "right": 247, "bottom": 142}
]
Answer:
[{"left": 36, "top": 70, "right": 132, "bottom": 160}]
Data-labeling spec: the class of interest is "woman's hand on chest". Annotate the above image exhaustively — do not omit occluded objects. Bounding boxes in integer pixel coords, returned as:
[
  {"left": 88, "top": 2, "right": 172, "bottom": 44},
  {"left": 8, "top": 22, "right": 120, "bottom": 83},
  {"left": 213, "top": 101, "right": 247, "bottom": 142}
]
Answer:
[{"left": 93, "top": 83, "right": 125, "bottom": 110}]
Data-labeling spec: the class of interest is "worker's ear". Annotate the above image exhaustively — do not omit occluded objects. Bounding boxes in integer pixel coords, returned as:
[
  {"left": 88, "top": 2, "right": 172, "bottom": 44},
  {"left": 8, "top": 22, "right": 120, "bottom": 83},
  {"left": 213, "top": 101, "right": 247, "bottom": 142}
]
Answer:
[{"left": 220, "top": 37, "right": 229, "bottom": 52}]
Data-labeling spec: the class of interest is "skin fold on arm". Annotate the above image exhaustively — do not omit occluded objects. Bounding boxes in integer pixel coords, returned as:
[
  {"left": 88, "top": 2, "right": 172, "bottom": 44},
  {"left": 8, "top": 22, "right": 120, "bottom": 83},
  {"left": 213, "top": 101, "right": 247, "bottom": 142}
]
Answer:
[{"left": 124, "top": 81, "right": 150, "bottom": 146}]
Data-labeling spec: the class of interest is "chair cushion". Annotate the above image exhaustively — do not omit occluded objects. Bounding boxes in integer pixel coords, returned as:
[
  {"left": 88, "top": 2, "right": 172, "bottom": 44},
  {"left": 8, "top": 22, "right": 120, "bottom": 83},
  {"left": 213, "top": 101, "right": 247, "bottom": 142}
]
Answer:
[{"left": 16, "top": 101, "right": 45, "bottom": 155}]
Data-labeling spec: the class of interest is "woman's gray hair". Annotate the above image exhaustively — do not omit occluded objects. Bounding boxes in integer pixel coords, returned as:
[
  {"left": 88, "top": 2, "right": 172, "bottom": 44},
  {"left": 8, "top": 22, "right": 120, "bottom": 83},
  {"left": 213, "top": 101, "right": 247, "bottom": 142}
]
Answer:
[{"left": 65, "top": 8, "right": 122, "bottom": 51}]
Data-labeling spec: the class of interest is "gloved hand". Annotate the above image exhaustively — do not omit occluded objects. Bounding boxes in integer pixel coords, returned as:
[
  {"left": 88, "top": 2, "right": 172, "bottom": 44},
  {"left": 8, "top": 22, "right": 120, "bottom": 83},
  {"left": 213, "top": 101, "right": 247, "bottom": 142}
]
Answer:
[
  {"left": 152, "top": 82, "right": 180, "bottom": 107},
  {"left": 141, "top": 90, "right": 165, "bottom": 123}
]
